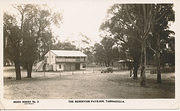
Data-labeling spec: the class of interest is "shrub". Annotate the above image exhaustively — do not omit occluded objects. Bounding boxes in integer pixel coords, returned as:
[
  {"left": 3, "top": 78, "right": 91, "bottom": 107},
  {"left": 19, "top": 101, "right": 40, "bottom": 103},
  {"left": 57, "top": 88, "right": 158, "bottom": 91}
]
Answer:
[{"left": 150, "top": 66, "right": 175, "bottom": 74}]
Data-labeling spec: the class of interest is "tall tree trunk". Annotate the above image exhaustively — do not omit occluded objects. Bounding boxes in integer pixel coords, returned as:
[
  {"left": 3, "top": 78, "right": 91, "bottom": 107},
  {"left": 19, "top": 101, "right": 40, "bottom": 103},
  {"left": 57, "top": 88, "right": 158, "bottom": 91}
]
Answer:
[
  {"left": 133, "top": 63, "right": 138, "bottom": 79},
  {"left": 157, "top": 55, "right": 161, "bottom": 83},
  {"left": 140, "top": 42, "right": 146, "bottom": 86},
  {"left": 108, "top": 61, "right": 110, "bottom": 67},
  {"left": 157, "top": 34, "right": 161, "bottom": 83},
  {"left": 14, "top": 46, "right": 21, "bottom": 80},
  {"left": 105, "top": 61, "right": 107, "bottom": 67},
  {"left": 14, "top": 61, "right": 21, "bottom": 80},
  {"left": 27, "top": 63, "right": 33, "bottom": 78}
]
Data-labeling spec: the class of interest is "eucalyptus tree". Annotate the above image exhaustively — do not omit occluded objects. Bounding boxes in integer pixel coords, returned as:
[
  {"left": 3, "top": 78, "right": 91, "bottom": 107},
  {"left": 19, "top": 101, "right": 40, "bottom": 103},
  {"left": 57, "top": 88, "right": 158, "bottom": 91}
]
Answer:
[
  {"left": 100, "top": 4, "right": 174, "bottom": 85},
  {"left": 51, "top": 41, "right": 77, "bottom": 50},
  {"left": 146, "top": 4, "right": 174, "bottom": 83},
  {"left": 94, "top": 43, "right": 105, "bottom": 65},
  {"left": 124, "top": 4, "right": 157, "bottom": 86},
  {"left": 82, "top": 47, "right": 94, "bottom": 64},
  {"left": 14, "top": 4, "right": 62, "bottom": 78},
  {"left": 3, "top": 13, "right": 22, "bottom": 80},
  {"left": 100, "top": 4, "right": 142, "bottom": 80},
  {"left": 94, "top": 37, "right": 117, "bottom": 66}
]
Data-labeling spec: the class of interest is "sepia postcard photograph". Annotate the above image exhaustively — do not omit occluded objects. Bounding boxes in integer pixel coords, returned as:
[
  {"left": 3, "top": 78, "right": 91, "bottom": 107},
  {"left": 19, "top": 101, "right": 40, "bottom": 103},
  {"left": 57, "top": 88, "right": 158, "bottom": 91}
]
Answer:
[{"left": 0, "top": 0, "right": 179, "bottom": 110}]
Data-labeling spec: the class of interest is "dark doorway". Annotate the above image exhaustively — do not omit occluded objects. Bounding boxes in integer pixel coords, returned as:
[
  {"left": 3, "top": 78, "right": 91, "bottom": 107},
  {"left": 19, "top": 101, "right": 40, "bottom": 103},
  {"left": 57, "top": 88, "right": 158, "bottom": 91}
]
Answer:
[{"left": 75, "top": 63, "right": 80, "bottom": 70}]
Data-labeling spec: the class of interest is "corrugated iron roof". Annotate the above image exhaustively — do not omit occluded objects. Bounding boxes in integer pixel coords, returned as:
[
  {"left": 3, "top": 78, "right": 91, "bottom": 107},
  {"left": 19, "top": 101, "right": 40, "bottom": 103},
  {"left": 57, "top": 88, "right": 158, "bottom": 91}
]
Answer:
[
  {"left": 118, "top": 59, "right": 133, "bottom": 63},
  {"left": 50, "top": 50, "right": 87, "bottom": 57}
]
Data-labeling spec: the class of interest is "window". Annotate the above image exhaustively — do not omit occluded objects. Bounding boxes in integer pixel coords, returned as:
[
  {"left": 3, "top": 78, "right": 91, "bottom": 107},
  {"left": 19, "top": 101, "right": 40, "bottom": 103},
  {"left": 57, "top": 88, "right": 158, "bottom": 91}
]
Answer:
[
  {"left": 76, "top": 58, "right": 80, "bottom": 61},
  {"left": 59, "top": 64, "right": 61, "bottom": 69}
]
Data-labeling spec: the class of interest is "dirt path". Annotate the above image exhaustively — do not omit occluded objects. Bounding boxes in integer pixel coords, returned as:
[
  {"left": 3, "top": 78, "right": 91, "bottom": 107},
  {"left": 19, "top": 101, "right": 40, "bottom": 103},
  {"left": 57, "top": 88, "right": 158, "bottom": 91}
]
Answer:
[{"left": 3, "top": 67, "right": 175, "bottom": 99}]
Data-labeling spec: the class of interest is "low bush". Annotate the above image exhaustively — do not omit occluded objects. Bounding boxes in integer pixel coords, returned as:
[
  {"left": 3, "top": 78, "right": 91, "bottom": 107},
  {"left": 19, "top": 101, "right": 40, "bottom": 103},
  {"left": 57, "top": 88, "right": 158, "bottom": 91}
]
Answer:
[{"left": 150, "top": 66, "right": 175, "bottom": 74}]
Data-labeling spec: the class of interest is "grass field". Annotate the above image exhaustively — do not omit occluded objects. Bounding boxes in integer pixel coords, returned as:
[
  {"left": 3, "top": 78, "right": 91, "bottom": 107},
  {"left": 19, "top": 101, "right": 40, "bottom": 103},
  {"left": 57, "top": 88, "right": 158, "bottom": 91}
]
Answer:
[{"left": 3, "top": 66, "right": 175, "bottom": 99}]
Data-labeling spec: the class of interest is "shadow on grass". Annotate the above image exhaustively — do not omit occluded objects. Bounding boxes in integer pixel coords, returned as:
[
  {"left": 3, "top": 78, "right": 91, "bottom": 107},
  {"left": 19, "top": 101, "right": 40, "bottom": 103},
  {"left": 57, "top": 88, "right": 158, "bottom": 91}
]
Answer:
[
  {"left": 107, "top": 74, "right": 175, "bottom": 98},
  {"left": 3, "top": 75, "right": 74, "bottom": 85}
]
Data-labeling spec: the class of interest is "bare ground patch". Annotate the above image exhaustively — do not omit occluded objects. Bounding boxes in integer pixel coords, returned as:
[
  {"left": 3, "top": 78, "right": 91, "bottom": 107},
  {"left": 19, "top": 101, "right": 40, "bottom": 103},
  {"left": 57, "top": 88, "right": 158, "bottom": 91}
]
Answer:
[{"left": 3, "top": 67, "right": 175, "bottom": 99}]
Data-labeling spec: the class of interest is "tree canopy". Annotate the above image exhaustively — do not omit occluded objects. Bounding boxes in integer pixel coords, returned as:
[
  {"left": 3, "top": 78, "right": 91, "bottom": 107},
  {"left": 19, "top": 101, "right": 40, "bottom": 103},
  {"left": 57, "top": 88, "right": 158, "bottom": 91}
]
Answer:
[
  {"left": 3, "top": 4, "right": 62, "bottom": 79},
  {"left": 100, "top": 4, "right": 175, "bottom": 85}
]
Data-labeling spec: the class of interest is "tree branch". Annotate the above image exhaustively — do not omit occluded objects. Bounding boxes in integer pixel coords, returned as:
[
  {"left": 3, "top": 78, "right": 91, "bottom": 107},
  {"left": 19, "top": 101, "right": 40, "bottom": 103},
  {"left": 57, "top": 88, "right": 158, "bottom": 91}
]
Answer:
[
  {"left": 155, "top": 9, "right": 168, "bottom": 22},
  {"left": 147, "top": 41, "right": 156, "bottom": 54},
  {"left": 125, "top": 5, "right": 141, "bottom": 33}
]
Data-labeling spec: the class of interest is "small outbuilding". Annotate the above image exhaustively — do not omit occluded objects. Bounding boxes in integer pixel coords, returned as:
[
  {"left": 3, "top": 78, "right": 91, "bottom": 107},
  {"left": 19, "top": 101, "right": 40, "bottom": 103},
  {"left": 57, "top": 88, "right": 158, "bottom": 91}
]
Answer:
[{"left": 117, "top": 59, "right": 133, "bottom": 70}]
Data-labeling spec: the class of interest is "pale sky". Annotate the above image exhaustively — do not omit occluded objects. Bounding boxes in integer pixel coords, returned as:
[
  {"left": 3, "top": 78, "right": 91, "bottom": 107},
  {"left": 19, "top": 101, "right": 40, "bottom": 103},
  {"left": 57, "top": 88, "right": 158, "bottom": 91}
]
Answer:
[
  {"left": 3, "top": 0, "right": 115, "bottom": 48},
  {"left": 48, "top": 1, "right": 114, "bottom": 48},
  {"left": 2, "top": 0, "right": 175, "bottom": 48}
]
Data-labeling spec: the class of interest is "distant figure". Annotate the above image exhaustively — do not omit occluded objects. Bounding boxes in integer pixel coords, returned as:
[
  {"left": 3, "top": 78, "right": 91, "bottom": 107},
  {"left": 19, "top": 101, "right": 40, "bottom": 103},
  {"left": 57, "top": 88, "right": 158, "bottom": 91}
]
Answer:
[
  {"left": 43, "top": 63, "right": 46, "bottom": 77},
  {"left": 130, "top": 67, "right": 134, "bottom": 77},
  {"left": 129, "top": 62, "right": 133, "bottom": 77}
]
